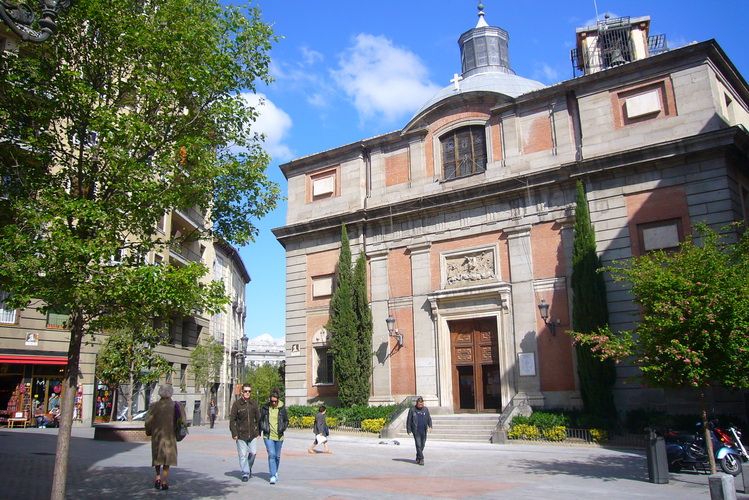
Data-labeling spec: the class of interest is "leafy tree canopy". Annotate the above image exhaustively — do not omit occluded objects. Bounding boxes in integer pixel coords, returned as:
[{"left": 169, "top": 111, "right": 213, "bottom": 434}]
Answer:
[
  {"left": 245, "top": 363, "right": 283, "bottom": 404},
  {"left": 572, "top": 223, "right": 749, "bottom": 389},
  {"left": 190, "top": 337, "right": 225, "bottom": 393}
]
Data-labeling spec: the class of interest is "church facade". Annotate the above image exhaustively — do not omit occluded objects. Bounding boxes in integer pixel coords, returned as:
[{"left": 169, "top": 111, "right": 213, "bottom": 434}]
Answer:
[{"left": 274, "top": 10, "right": 749, "bottom": 415}]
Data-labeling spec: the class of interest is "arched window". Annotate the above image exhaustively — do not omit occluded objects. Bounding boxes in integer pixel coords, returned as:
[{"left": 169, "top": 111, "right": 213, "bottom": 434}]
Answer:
[{"left": 440, "top": 125, "right": 487, "bottom": 180}]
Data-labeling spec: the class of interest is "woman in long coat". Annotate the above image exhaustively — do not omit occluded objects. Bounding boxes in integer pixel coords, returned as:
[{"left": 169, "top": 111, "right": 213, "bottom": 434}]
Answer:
[{"left": 145, "top": 384, "right": 183, "bottom": 490}]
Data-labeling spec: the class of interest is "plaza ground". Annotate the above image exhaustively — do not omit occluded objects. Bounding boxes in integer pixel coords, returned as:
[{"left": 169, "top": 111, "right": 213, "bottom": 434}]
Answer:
[{"left": 0, "top": 423, "right": 746, "bottom": 499}]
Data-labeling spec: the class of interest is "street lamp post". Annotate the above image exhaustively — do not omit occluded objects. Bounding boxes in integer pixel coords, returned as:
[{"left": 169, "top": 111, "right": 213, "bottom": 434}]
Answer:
[
  {"left": 236, "top": 333, "right": 248, "bottom": 384},
  {"left": 0, "top": 0, "right": 72, "bottom": 43}
]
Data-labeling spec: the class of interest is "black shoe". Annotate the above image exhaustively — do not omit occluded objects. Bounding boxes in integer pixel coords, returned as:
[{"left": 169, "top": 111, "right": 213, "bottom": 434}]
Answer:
[
  {"left": 155, "top": 479, "right": 161, "bottom": 490},
  {"left": 241, "top": 475, "right": 249, "bottom": 482},
  {"left": 161, "top": 484, "right": 169, "bottom": 490}
]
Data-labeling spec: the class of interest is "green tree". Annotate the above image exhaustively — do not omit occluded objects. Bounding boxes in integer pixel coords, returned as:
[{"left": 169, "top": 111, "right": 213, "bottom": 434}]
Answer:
[
  {"left": 189, "top": 336, "right": 224, "bottom": 394},
  {"left": 327, "top": 225, "right": 358, "bottom": 406},
  {"left": 0, "top": 1, "right": 279, "bottom": 497},
  {"left": 352, "top": 251, "right": 373, "bottom": 402},
  {"left": 570, "top": 181, "right": 617, "bottom": 420},
  {"left": 95, "top": 323, "right": 171, "bottom": 421},
  {"left": 246, "top": 363, "right": 284, "bottom": 404},
  {"left": 572, "top": 222, "right": 749, "bottom": 473},
  {"left": 327, "top": 224, "right": 373, "bottom": 406}
]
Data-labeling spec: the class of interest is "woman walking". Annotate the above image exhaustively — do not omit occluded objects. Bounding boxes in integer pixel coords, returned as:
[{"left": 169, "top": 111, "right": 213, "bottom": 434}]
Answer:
[
  {"left": 259, "top": 390, "right": 289, "bottom": 484},
  {"left": 307, "top": 405, "right": 331, "bottom": 454},
  {"left": 145, "top": 384, "right": 184, "bottom": 490}
]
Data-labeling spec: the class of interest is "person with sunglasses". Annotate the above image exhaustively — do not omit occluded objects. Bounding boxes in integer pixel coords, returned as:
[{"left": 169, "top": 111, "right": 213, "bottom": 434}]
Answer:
[
  {"left": 229, "top": 384, "right": 261, "bottom": 482},
  {"left": 259, "top": 389, "right": 289, "bottom": 484}
]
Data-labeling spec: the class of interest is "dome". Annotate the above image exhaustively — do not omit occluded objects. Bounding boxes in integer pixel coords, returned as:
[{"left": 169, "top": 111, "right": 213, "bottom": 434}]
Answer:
[{"left": 412, "top": 72, "right": 546, "bottom": 119}]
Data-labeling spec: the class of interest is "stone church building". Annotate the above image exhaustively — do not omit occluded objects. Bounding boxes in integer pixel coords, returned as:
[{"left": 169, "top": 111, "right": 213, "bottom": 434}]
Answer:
[{"left": 273, "top": 9, "right": 749, "bottom": 415}]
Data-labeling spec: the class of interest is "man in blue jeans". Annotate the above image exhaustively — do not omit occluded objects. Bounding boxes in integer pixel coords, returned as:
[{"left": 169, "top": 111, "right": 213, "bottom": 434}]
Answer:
[
  {"left": 406, "top": 396, "right": 432, "bottom": 465},
  {"left": 229, "top": 384, "right": 261, "bottom": 482}
]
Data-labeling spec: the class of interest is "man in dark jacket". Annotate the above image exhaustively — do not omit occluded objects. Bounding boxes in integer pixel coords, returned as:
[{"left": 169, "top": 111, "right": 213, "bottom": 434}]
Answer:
[
  {"left": 406, "top": 396, "right": 432, "bottom": 465},
  {"left": 259, "top": 390, "right": 289, "bottom": 484},
  {"left": 229, "top": 384, "right": 261, "bottom": 481}
]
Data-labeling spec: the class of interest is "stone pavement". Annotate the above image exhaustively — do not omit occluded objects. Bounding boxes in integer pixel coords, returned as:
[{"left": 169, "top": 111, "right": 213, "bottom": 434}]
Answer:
[{"left": 0, "top": 423, "right": 746, "bottom": 499}]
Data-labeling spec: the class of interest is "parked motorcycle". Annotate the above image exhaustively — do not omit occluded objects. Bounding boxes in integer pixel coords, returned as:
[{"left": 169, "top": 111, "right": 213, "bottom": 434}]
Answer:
[{"left": 663, "top": 421, "right": 744, "bottom": 476}]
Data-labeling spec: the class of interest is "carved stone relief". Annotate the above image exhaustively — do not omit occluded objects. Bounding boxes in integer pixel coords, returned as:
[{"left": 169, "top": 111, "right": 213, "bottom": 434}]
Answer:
[{"left": 444, "top": 249, "right": 496, "bottom": 287}]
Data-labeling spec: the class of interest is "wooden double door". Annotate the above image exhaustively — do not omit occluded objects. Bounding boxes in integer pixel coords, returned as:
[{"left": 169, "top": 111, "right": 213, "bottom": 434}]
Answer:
[{"left": 450, "top": 318, "right": 501, "bottom": 412}]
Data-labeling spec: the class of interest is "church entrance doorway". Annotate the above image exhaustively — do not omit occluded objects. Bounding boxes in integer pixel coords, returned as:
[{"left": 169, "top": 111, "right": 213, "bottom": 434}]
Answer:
[{"left": 449, "top": 317, "right": 501, "bottom": 412}]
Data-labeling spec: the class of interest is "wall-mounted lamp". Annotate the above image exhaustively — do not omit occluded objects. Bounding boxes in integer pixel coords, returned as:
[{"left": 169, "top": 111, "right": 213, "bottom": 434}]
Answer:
[
  {"left": 537, "top": 299, "right": 557, "bottom": 337},
  {"left": 386, "top": 315, "right": 404, "bottom": 347}
]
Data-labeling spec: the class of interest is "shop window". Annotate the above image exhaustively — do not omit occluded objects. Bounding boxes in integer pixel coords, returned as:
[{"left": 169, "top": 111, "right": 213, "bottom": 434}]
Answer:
[
  {"left": 314, "top": 347, "right": 334, "bottom": 385},
  {"left": 441, "top": 125, "right": 487, "bottom": 180},
  {"left": 0, "top": 290, "right": 17, "bottom": 324},
  {"left": 638, "top": 219, "right": 683, "bottom": 252}
]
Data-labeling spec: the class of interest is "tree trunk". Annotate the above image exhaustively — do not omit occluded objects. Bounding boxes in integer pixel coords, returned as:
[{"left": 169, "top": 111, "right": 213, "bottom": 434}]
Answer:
[
  {"left": 127, "top": 366, "right": 135, "bottom": 421},
  {"left": 700, "top": 389, "right": 717, "bottom": 474},
  {"left": 50, "top": 313, "right": 84, "bottom": 500}
]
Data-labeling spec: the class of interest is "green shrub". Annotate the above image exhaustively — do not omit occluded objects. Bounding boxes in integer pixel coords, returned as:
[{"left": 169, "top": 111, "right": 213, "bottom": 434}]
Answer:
[
  {"left": 509, "top": 415, "right": 531, "bottom": 427},
  {"left": 286, "top": 405, "right": 399, "bottom": 425},
  {"left": 507, "top": 424, "right": 539, "bottom": 440},
  {"left": 590, "top": 428, "right": 608, "bottom": 442},
  {"left": 361, "top": 418, "right": 386, "bottom": 433},
  {"left": 541, "top": 426, "right": 567, "bottom": 441},
  {"left": 529, "top": 412, "right": 569, "bottom": 428}
]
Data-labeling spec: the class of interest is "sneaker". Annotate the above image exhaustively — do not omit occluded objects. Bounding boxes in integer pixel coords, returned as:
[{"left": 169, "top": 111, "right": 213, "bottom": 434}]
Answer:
[
  {"left": 269, "top": 475, "right": 277, "bottom": 484},
  {"left": 241, "top": 475, "right": 249, "bottom": 482}
]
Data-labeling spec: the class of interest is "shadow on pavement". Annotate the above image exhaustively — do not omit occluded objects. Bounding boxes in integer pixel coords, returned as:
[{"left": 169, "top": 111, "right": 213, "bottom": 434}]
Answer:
[{"left": 509, "top": 455, "right": 648, "bottom": 482}]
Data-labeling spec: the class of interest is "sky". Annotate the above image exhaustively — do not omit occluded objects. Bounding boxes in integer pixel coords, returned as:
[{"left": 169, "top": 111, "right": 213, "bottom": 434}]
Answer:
[{"left": 238, "top": 0, "right": 749, "bottom": 344}]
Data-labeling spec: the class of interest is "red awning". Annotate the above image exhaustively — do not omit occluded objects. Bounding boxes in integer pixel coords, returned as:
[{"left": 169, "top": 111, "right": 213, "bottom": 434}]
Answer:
[{"left": 0, "top": 355, "right": 67, "bottom": 365}]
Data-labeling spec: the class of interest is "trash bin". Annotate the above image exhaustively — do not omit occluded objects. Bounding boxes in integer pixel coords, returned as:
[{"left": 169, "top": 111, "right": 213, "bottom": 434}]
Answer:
[
  {"left": 192, "top": 400, "right": 201, "bottom": 427},
  {"left": 645, "top": 428, "right": 669, "bottom": 484}
]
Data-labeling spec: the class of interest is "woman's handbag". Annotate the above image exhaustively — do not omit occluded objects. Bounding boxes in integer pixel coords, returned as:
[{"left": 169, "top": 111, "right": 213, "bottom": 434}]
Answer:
[{"left": 174, "top": 402, "right": 188, "bottom": 442}]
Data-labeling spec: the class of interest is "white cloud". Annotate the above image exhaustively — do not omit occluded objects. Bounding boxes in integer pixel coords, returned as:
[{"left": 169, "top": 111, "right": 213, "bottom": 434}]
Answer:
[
  {"left": 242, "top": 92, "right": 294, "bottom": 162},
  {"left": 300, "top": 46, "right": 323, "bottom": 65},
  {"left": 331, "top": 33, "right": 441, "bottom": 125},
  {"left": 532, "top": 63, "right": 560, "bottom": 84}
]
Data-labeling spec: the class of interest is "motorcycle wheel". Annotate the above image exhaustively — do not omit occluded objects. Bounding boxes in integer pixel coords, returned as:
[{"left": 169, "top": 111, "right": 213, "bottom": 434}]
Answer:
[{"left": 720, "top": 454, "right": 742, "bottom": 476}]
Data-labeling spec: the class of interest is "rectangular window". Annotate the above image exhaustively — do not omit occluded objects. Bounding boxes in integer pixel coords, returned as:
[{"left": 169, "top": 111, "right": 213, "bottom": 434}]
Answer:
[
  {"left": 314, "top": 347, "right": 334, "bottom": 385},
  {"left": 441, "top": 125, "right": 487, "bottom": 180},
  {"left": 46, "top": 310, "right": 69, "bottom": 329},
  {"left": 311, "top": 275, "right": 334, "bottom": 298},
  {"left": 166, "top": 363, "right": 174, "bottom": 384},
  {"left": 638, "top": 219, "right": 683, "bottom": 252},
  {"left": 0, "top": 290, "right": 17, "bottom": 324},
  {"left": 180, "top": 364, "right": 187, "bottom": 391}
]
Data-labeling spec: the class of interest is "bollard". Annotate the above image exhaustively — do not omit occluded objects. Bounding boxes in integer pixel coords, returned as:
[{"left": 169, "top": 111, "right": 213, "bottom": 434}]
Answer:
[
  {"left": 645, "top": 428, "right": 669, "bottom": 484},
  {"left": 708, "top": 474, "right": 736, "bottom": 500},
  {"left": 738, "top": 462, "right": 749, "bottom": 494},
  {"left": 192, "top": 400, "right": 201, "bottom": 426}
]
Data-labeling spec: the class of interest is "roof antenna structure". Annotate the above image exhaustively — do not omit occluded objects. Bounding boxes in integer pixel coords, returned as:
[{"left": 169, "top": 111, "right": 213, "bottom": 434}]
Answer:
[{"left": 593, "top": 0, "right": 600, "bottom": 23}]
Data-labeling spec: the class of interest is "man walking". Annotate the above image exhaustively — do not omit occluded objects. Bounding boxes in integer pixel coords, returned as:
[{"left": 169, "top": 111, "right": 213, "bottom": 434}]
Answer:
[
  {"left": 229, "top": 384, "right": 261, "bottom": 482},
  {"left": 406, "top": 396, "right": 432, "bottom": 465}
]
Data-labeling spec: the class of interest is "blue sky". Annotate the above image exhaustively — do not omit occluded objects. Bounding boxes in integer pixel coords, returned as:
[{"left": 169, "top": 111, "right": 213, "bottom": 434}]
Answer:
[{"left": 238, "top": 0, "right": 749, "bottom": 344}]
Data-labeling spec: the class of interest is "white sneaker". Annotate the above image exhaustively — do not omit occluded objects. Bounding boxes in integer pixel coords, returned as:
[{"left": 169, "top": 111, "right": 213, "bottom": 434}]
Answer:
[{"left": 270, "top": 475, "right": 277, "bottom": 484}]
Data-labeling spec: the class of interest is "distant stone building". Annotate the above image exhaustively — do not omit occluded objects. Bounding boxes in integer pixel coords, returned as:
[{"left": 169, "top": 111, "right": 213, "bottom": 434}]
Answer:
[
  {"left": 245, "top": 334, "right": 285, "bottom": 369},
  {"left": 274, "top": 8, "right": 749, "bottom": 416}
]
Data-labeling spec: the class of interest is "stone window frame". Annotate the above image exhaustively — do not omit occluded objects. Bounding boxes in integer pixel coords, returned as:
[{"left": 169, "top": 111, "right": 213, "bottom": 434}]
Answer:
[
  {"left": 435, "top": 121, "right": 490, "bottom": 182},
  {"left": 311, "top": 327, "right": 334, "bottom": 386},
  {"left": 636, "top": 218, "right": 684, "bottom": 254},
  {"left": 311, "top": 274, "right": 334, "bottom": 299},
  {"left": 307, "top": 166, "right": 340, "bottom": 203},
  {"left": 0, "top": 290, "right": 17, "bottom": 325},
  {"left": 610, "top": 77, "right": 676, "bottom": 129}
]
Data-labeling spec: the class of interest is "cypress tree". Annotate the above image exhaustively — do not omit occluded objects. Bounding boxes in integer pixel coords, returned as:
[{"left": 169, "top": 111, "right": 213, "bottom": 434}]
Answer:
[
  {"left": 352, "top": 252, "right": 373, "bottom": 403},
  {"left": 327, "top": 224, "right": 359, "bottom": 406},
  {"left": 571, "top": 181, "right": 617, "bottom": 420}
]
